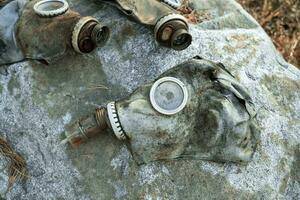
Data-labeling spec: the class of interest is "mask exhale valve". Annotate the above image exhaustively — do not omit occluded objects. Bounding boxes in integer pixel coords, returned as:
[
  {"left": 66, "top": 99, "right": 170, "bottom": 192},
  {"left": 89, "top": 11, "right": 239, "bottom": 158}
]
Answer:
[
  {"left": 72, "top": 17, "right": 110, "bottom": 54},
  {"left": 154, "top": 14, "right": 192, "bottom": 50}
]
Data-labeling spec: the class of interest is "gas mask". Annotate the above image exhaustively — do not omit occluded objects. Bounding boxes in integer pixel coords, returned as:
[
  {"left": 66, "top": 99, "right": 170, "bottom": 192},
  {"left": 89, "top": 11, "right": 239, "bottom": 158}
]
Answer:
[
  {"left": 98, "top": 0, "right": 192, "bottom": 50},
  {"left": 0, "top": 0, "right": 110, "bottom": 65},
  {"left": 63, "top": 57, "right": 259, "bottom": 164}
]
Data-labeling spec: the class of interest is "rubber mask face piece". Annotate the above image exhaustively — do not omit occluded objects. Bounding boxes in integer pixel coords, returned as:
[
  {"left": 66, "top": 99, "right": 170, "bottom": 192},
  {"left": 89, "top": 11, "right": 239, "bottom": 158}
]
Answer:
[
  {"left": 12, "top": 0, "right": 110, "bottom": 64},
  {"left": 99, "top": 0, "right": 191, "bottom": 50},
  {"left": 113, "top": 58, "right": 258, "bottom": 164},
  {"left": 63, "top": 58, "right": 258, "bottom": 165}
]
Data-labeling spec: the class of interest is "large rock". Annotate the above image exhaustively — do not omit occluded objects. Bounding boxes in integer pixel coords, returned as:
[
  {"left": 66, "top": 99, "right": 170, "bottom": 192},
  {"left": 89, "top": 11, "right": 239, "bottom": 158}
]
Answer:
[{"left": 0, "top": 0, "right": 299, "bottom": 199}]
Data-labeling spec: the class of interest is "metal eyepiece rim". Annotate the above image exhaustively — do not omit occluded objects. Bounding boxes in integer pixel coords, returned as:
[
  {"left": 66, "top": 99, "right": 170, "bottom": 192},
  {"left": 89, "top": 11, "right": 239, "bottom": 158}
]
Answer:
[
  {"left": 33, "top": 0, "right": 69, "bottom": 17},
  {"left": 154, "top": 14, "right": 188, "bottom": 41},
  {"left": 150, "top": 77, "right": 188, "bottom": 115}
]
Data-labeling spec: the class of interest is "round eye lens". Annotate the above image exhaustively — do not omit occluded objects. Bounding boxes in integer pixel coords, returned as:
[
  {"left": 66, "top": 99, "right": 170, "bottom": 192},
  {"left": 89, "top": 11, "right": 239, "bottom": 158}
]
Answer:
[
  {"left": 154, "top": 81, "right": 184, "bottom": 110},
  {"left": 150, "top": 77, "right": 188, "bottom": 115}
]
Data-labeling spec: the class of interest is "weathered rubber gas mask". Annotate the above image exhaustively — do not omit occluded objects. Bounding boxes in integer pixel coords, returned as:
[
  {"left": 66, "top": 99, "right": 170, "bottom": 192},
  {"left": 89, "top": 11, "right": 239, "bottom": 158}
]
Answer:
[
  {"left": 98, "top": 0, "right": 192, "bottom": 50},
  {"left": 0, "top": 0, "right": 110, "bottom": 65},
  {"left": 63, "top": 57, "right": 259, "bottom": 164}
]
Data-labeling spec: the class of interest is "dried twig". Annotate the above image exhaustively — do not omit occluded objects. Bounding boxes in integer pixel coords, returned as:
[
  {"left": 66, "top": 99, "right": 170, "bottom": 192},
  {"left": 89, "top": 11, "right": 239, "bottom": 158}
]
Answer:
[
  {"left": 260, "top": 5, "right": 282, "bottom": 26},
  {"left": 87, "top": 84, "right": 109, "bottom": 90},
  {"left": 288, "top": 34, "right": 299, "bottom": 62},
  {"left": 177, "top": 0, "right": 209, "bottom": 24}
]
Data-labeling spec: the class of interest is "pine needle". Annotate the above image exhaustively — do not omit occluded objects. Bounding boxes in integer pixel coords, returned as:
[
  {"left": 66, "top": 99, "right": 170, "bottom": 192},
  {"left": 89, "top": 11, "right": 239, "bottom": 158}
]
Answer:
[
  {"left": 0, "top": 137, "right": 28, "bottom": 191},
  {"left": 87, "top": 84, "right": 109, "bottom": 90}
]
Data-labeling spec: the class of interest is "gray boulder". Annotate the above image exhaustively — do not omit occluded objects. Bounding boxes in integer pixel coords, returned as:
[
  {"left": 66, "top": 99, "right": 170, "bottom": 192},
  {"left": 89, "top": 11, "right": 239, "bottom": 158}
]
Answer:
[{"left": 0, "top": 0, "right": 299, "bottom": 199}]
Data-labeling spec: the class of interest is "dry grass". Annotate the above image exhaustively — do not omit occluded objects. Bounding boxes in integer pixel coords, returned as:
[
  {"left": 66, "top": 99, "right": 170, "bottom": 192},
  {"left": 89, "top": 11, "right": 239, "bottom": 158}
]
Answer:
[
  {"left": 238, "top": 0, "right": 300, "bottom": 68},
  {"left": 177, "top": 0, "right": 210, "bottom": 24},
  {"left": 0, "top": 137, "right": 28, "bottom": 191},
  {"left": 178, "top": 0, "right": 299, "bottom": 67}
]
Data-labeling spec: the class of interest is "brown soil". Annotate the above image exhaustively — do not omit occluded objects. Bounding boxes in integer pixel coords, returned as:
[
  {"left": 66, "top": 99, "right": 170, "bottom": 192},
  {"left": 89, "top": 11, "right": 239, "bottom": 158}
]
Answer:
[{"left": 238, "top": 0, "right": 300, "bottom": 68}]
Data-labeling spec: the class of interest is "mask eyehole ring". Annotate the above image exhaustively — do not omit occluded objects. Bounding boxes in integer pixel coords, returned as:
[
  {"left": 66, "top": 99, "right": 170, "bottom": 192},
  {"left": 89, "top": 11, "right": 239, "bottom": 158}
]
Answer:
[
  {"left": 33, "top": 0, "right": 69, "bottom": 17},
  {"left": 150, "top": 77, "right": 188, "bottom": 115}
]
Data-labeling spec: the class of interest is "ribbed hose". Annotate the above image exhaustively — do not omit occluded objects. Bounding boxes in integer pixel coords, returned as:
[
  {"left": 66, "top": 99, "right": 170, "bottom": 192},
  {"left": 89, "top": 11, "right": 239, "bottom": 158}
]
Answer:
[
  {"left": 63, "top": 107, "right": 110, "bottom": 147},
  {"left": 95, "top": 107, "right": 109, "bottom": 130}
]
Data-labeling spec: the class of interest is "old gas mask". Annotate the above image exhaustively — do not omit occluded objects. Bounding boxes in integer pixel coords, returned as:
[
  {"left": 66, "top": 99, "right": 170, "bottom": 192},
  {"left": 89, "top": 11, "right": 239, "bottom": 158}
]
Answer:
[
  {"left": 99, "top": 0, "right": 192, "bottom": 50},
  {"left": 0, "top": 0, "right": 109, "bottom": 65},
  {"left": 63, "top": 57, "right": 259, "bottom": 164}
]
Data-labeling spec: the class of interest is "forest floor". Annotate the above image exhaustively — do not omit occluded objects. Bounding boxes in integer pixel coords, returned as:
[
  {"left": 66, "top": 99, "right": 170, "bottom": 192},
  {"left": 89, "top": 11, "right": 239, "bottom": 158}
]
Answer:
[{"left": 238, "top": 0, "right": 299, "bottom": 68}]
